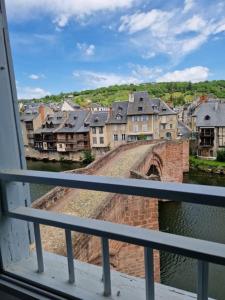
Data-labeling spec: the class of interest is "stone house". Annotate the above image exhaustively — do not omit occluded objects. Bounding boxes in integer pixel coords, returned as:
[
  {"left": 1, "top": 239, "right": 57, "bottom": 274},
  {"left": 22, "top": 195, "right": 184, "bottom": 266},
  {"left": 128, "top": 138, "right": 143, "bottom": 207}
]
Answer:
[
  {"left": 55, "top": 110, "right": 90, "bottom": 153},
  {"left": 193, "top": 100, "right": 225, "bottom": 158},
  {"left": 20, "top": 105, "right": 53, "bottom": 147},
  {"left": 87, "top": 111, "right": 109, "bottom": 152},
  {"left": 106, "top": 101, "right": 128, "bottom": 148},
  {"left": 126, "top": 92, "right": 177, "bottom": 141},
  {"left": 34, "top": 112, "right": 67, "bottom": 151},
  {"left": 155, "top": 99, "right": 178, "bottom": 140}
]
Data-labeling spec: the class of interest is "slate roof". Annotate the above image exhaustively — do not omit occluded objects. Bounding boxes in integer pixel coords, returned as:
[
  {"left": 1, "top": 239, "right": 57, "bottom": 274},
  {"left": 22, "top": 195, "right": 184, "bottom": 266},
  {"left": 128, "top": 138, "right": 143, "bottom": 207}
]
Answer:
[
  {"left": 127, "top": 92, "right": 176, "bottom": 116},
  {"left": 20, "top": 108, "right": 39, "bottom": 122},
  {"left": 107, "top": 101, "right": 128, "bottom": 124},
  {"left": 56, "top": 110, "right": 90, "bottom": 133},
  {"left": 178, "top": 121, "right": 192, "bottom": 138},
  {"left": 151, "top": 98, "right": 177, "bottom": 116},
  {"left": 196, "top": 101, "right": 225, "bottom": 127},
  {"left": 127, "top": 92, "right": 154, "bottom": 115},
  {"left": 34, "top": 112, "right": 66, "bottom": 134},
  {"left": 87, "top": 111, "right": 109, "bottom": 127}
]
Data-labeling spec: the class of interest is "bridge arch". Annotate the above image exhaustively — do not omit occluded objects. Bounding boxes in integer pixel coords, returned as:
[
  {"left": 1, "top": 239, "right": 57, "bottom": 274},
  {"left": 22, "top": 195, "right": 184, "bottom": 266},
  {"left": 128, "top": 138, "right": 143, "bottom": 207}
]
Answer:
[{"left": 145, "top": 152, "right": 163, "bottom": 180}]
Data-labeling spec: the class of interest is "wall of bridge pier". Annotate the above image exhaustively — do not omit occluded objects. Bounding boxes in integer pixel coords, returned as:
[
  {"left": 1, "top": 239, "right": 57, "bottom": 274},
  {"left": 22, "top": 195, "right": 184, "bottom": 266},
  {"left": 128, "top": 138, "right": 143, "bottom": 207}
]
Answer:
[{"left": 32, "top": 139, "right": 189, "bottom": 282}]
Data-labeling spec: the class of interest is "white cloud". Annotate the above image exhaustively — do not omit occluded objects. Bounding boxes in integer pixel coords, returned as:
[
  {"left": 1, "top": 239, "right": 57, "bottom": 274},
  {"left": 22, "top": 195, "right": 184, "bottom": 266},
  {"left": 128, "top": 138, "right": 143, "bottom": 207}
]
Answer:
[
  {"left": 73, "top": 70, "right": 140, "bottom": 88},
  {"left": 6, "top": 0, "right": 135, "bottom": 26},
  {"left": 29, "top": 74, "right": 46, "bottom": 80},
  {"left": 119, "top": 5, "right": 225, "bottom": 62},
  {"left": 119, "top": 9, "right": 173, "bottom": 34},
  {"left": 142, "top": 51, "right": 156, "bottom": 59},
  {"left": 156, "top": 66, "right": 209, "bottom": 83},
  {"left": 177, "top": 15, "right": 206, "bottom": 34},
  {"left": 76, "top": 43, "right": 95, "bottom": 56},
  {"left": 17, "top": 86, "right": 50, "bottom": 99},
  {"left": 130, "top": 64, "right": 162, "bottom": 81},
  {"left": 183, "top": 0, "right": 195, "bottom": 13}
]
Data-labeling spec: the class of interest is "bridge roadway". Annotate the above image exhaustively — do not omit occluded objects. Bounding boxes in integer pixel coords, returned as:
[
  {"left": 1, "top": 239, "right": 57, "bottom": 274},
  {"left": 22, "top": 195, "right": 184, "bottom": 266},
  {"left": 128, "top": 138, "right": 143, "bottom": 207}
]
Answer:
[{"left": 40, "top": 143, "right": 154, "bottom": 254}]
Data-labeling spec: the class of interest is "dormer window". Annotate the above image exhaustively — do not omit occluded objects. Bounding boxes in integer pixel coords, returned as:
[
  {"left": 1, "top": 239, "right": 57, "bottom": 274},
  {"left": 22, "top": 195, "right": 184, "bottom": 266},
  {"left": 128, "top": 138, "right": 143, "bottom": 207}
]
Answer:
[
  {"left": 118, "top": 106, "right": 123, "bottom": 113},
  {"left": 138, "top": 106, "right": 143, "bottom": 112},
  {"left": 116, "top": 114, "right": 122, "bottom": 120},
  {"left": 94, "top": 117, "right": 99, "bottom": 123},
  {"left": 205, "top": 115, "right": 210, "bottom": 120},
  {"left": 74, "top": 116, "right": 77, "bottom": 120},
  {"left": 57, "top": 116, "right": 62, "bottom": 120},
  {"left": 140, "top": 97, "right": 143, "bottom": 101}
]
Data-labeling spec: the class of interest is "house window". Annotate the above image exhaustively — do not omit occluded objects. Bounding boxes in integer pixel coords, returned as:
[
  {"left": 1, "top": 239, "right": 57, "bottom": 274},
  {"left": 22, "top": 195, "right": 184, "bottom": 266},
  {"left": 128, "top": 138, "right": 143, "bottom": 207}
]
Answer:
[
  {"left": 59, "top": 144, "right": 62, "bottom": 148},
  {"left": 133, "top": 125, "right": 139, "bottom": 132},
  {"left": 166, "top": 132, "right": 172, "bottom": 139},
  {"left": 161, "top": 124, "right": 166, "bottom": 129},
  {"left": 170, "top": 124, "right": 173, "bottom": 129},
  {"left": 93, "top": 137, "right": 97, "bottom": 144},
  {"left": 100, "top": 137, "right": 104, "bottom": 144},
  {"left": 114, "top": 134, "right": 118, "bottom": 141},
  {"left": 138, "top": 107, "right": 143, "bottom": 112},
  {"left": 99, "top": 127, "right": 103, "bottom": 134},
  {"left": 142, "top": 124, "right": 148, "bottom": 132},
  {"left": 205, "top": 115, "right": 211, "bottom": 120},
  {"left": 92, "top": 127, "right": 96, "bottom": 134},
  {"left": 143, "top": 115, "right": 147, "bottom": 121},
  {"left": 122, "top": 134, "right": 126, "bottom": 141}
]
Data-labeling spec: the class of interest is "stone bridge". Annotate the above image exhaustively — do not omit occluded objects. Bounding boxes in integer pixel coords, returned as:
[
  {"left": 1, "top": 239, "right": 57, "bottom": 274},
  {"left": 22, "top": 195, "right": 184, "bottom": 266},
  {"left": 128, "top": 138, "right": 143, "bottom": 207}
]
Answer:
[{"left": 32, "top": 140, "right": 189, "bottom": 282}]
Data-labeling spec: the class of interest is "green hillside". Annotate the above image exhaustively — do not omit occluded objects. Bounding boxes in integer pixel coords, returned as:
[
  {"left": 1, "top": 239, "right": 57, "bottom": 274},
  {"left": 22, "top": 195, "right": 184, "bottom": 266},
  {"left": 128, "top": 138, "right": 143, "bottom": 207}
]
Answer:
[{"left": 21, "top": 80, "right": 225, "bottom": 107}]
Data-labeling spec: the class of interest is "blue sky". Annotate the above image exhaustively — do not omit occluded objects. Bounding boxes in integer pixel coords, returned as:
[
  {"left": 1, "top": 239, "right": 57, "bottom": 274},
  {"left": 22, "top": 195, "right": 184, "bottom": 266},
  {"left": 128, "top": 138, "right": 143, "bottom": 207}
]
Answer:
[{"left": 5, "top": 0, "right": 225, "bottom": 99}]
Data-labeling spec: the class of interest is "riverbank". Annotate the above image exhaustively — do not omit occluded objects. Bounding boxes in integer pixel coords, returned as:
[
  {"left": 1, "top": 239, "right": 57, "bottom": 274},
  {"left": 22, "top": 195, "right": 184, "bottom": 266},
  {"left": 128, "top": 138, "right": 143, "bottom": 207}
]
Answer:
[
  {"left": 190, "top": 155, "right": 225, "bottom": 174},
  {"left": 25, "top": 146, "right": 85, "bottom": 163}
]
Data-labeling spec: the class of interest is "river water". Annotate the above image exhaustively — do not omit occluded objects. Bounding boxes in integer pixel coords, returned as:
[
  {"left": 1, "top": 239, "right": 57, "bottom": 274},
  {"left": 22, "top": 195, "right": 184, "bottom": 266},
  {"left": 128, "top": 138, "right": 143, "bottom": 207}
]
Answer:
[
  {"left": 160, "top": 170, "right": 225, "bottom": 300},
  {"left": 27, "top": 160, "right": 83, "bottom": 201},
  {"left": 27, "top": 161, "right": 224, "bottom": 299}
]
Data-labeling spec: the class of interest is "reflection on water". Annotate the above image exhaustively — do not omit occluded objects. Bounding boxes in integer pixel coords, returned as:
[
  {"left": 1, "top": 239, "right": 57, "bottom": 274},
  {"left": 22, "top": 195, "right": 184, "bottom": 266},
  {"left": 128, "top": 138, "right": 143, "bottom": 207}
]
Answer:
[
  {"left": 160, "top": 170, "right": 225, "bottom": 299},
  {"left": 27, "top": 160, "right": 82, "bottom": 201}
]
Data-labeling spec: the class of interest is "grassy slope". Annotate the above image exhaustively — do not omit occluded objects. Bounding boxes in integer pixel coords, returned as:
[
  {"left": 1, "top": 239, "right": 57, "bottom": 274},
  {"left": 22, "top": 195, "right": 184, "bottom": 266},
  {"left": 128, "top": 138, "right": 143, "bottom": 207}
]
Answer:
[
  {"left": 190, "top": 156, "right": 225, "bottom": 168},
  {"left": 20, "top": 80, "right": 225, "bottom": 107}
]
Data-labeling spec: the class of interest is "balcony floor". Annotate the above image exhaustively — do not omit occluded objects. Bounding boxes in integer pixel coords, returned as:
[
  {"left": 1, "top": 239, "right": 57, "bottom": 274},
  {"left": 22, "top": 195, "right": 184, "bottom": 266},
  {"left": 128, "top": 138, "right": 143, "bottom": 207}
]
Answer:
[{"left": 5, "top": 252, "right": 208, "bottom": 300}]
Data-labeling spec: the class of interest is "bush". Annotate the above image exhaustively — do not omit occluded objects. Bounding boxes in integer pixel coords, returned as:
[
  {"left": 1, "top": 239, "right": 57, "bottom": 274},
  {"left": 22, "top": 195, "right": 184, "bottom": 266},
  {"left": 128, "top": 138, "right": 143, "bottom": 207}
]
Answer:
[
  {"left": 217, "top": 149, "right": 225, "bottom": 162},
  {"left": 82, "top": 150, "right": 95, "bottom": 164}
]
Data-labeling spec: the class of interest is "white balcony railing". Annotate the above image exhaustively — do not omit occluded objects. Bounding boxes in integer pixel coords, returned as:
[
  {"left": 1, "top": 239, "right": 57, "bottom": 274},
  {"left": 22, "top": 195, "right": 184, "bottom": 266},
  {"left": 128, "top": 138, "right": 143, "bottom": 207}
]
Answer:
[{"left": 1, "top": 169, "right": 225, "bottom": 299}]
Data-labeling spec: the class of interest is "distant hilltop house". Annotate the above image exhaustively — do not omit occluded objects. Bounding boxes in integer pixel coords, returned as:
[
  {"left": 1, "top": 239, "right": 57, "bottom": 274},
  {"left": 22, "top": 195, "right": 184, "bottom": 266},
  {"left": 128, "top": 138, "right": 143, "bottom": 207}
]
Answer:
[
  {"left": 61, "top": 100, "right": 80, "bottom": 112},
  {"left": 192, "top": 100, "right": 225, "bottom": 158},
  {"left": 20, "top": 91, "right": 180, "bottom": 158},
  {"left": 90, "top": 103, "right": 110, "bottom": 112}
]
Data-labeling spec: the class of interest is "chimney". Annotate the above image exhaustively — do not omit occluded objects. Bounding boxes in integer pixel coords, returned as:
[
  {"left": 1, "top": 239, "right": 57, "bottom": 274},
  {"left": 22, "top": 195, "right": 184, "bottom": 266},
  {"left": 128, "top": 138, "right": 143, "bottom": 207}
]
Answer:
[
  {"left": 215, "top": 101, "right": 219, "bottom": 111},
  {"left": 199, "top": 95, "right": 208, "bottom": 104},
  {"left": 129, "top": 93, "right": 134, "bottom": 102},
  {"left": 39, "top": 105, "right": 46, "bottom": 122},
  {"left": 109, "top": 106, "right": 113, "bottom": 117}
]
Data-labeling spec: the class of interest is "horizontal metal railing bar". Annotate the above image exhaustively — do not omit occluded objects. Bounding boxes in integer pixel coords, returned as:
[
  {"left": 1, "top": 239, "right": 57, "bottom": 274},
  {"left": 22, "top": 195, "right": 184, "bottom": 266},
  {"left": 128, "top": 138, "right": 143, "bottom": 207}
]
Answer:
[
  {"left": 1, "top": 169, "right": 225, "bottom": 207},
  {"left": 8, "top": 206, "right": 225, "bottom": 266}
]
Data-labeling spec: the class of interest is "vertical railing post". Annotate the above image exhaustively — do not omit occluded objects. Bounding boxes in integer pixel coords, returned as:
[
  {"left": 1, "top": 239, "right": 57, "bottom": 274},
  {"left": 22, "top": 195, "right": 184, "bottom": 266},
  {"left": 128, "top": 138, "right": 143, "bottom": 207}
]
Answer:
[
  {"left": 144, "top": 247, "right": 155, "bottom": 300},
  {"left": 34, "top": 223, "right": 44, "bottom": 273},
  {"left": 101, "top": 237, "right": 111, "bottom": 297},
  {"left": 65, "top": 229, "right": 75, "bottom": 284},
  {"left": 197, "top": 260, "right": 209, "bottom": 300},
  {"left": 0, "top": 0, "right": 32, "bottom": 270}
]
